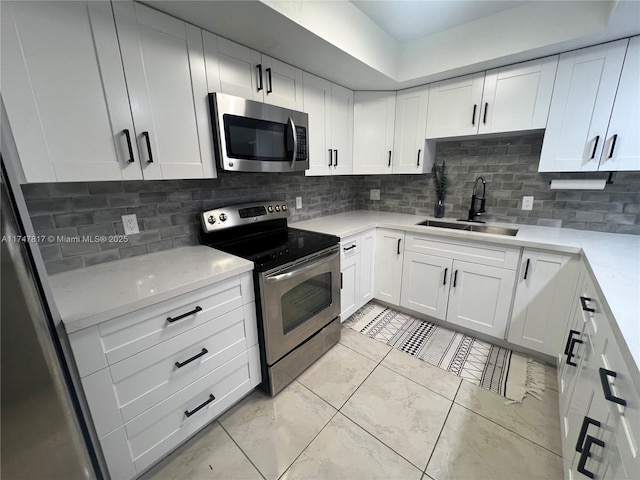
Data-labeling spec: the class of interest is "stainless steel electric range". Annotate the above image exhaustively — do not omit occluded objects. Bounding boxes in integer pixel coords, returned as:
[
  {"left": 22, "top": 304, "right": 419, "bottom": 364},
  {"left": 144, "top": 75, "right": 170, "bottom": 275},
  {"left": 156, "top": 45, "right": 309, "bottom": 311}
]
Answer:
[{"left": 199, "top": 201, "right": 341, "bottom": 396}]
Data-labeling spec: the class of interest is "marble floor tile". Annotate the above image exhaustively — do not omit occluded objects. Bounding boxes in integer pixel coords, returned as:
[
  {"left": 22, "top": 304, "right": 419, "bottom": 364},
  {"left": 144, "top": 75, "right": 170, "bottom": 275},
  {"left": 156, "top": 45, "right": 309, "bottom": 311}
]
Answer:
[
  {"left": 342, "top": 364, "right": 452, "bottom": 470},
  {"left": 219, "top": 381, "right": 335, "bottom": 480},
  {"left": 281, "top": 413, "right": 423, "bottom": 480},
  {"left": 339, "top": 326, "right": 392, "bottom": 362},
  {"left": 297, "top": 342, "right": 378, "bottom": 409},
  {"left": 454, "top": 380, "right": 562, "bottom": 455},
  {"left": 142, "top": 422, "right": 261, "bottom": 480},
  {"left": 543, "top": 362, "right": 559, "bottom": 392},
  {"left": 381, "top": 348, "right": 462, "bottom": 400},
  {"left": 426, "top": 404, "right": 563, "bottom": 480}
]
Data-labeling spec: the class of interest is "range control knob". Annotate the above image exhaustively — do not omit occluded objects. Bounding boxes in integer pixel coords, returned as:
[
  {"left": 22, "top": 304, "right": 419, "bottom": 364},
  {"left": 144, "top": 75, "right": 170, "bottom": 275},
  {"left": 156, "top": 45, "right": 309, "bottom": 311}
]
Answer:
[
  {"left": 275, "top": 205, "right": 281, "bottom": 212},
  {"left": 282, "top": 204, "right": 288, "bottom": 211},
  {"left": 207, "top": 215, "right": 216, "bottom": 224},
  {"left": 267, "top": 206, "right": 274, "bottom": 213},
  {"left": 219, "top": 213, "right": 227, "bottom": 222}
]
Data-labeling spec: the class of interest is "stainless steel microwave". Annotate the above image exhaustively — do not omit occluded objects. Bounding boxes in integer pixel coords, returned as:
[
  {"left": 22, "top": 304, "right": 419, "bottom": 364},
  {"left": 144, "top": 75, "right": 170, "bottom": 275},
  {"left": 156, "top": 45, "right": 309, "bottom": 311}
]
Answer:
[{"left": 208, "top": 93, "right": 309, "bottom": 173}]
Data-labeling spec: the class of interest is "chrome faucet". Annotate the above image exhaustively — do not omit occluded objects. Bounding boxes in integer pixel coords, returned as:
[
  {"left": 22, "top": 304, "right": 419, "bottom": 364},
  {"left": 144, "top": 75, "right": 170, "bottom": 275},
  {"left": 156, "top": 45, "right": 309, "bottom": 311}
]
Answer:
[{"left": 467, "top": 176, "right": 487, "bottom": 223}]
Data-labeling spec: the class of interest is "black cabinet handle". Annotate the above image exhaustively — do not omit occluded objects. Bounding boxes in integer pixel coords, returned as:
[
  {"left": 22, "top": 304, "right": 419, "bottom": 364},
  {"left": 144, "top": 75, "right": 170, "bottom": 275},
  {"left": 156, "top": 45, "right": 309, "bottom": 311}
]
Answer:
[
  {"left": 523, "top": 258, "right": 530, "bottom": 280},
  {"left": 417, "top": 149, "right": 421, "bottom": 167},
  {"left": 471, "top": 104, "right": 477, "bottom": 125},
  {"left": 142, "top": 131, "right": 154, "bottom": 163},
  {"left": 397, "top": 238, "right": 401, "bottom": 255},
  {"left": 566, "top": 337, "right": 583, "bottom": 366},
  {"left": 123, "top": 129, "right": 135, "bottom": 163},
  {"left": 184, "top": 394, "right": 215, "bottom": 418},
  {"left": 343, "top": 245, "right": 356, "bottom": 251},
  {"left": 577, "top": 435, "right": 605, "bottom": 479},
  {"left": 167, "top": 306, "right": 202, "bottom": 323},
  {"left": 608, "top": 134, "right": 618, "bottom": 159},
  {"left": 483, "top": 102, "right": 488, "bottom": 124},
  {"left": 443, "top": 267, "right": 448, "bottom": 286},
  {"left": 328, "top": 148, "right": 333, "bottom": 167},
  {"left": 576, "top": 416, "right": 601, "bottom": 453},
  {"left": 175, "top": 348, "right": 208, "bottom": 369},
  {"left": 334, "top": 149, "right": 338, "bottom": 167},
  {"left": 599, "top": 368, "right": 627, "bottom": 406},
  {"left": 580, "top": 296, "right": 595, "bottom": 313},
  {"left": 340, "top": 272, "right": 343, "bottom": 289},
  {"left": 388, "top": 151, "right": 392, "bottom": 167},
  {"left": 590, "top": 136, "right": 600, "bottom": 160},
  {"left": 564, "top": 329, "right": 580, "bottom": 355},
  {"left": 256, "top": 64, "right": 263, "bottom": 92},
  {"left": 266, "top": 67, "right": 273, "bottom": 94},
  {"left": 453, "top": 270, "right": 458, "bottom": 288}
]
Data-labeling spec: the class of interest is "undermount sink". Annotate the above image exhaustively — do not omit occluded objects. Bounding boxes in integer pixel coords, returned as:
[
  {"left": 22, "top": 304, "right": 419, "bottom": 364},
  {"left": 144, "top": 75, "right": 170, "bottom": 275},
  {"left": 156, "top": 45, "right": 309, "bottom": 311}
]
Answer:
[{"left": 417, "top": 220, "right": 519, "bottom": 237}]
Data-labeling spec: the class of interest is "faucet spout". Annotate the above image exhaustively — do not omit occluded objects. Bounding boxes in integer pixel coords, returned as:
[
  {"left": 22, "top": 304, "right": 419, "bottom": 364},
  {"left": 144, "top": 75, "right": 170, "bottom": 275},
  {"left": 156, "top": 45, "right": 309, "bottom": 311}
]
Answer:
[{"left": 467, "top": 176, "right": 487, "bottom": 222}]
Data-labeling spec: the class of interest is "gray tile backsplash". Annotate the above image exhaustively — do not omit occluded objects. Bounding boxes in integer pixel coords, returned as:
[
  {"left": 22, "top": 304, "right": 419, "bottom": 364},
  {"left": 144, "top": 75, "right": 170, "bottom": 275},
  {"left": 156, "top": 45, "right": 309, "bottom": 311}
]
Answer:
[{"left": 22, "top": 133, "right": 640, "bottom": 274}]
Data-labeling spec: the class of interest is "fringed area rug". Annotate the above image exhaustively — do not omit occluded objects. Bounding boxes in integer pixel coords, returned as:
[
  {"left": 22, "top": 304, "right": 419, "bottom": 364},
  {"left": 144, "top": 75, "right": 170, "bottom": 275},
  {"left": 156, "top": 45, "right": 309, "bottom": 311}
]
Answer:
[{"left": 344, "top": 302, "right": 545, "bottom": 402}]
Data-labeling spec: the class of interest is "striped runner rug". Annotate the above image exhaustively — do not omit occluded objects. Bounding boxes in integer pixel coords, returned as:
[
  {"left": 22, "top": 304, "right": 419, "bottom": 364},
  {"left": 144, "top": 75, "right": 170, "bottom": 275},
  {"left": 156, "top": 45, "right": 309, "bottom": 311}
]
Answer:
[{"left": 344, "top": 301, "right": 545, "bottom": 402}]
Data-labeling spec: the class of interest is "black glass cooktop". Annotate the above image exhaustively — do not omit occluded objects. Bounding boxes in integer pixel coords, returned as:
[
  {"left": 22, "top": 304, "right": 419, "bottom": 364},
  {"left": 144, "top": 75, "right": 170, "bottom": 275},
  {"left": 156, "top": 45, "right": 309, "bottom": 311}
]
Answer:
[{"left": 202, "top": 227, "right": 339, "bottom": 272}]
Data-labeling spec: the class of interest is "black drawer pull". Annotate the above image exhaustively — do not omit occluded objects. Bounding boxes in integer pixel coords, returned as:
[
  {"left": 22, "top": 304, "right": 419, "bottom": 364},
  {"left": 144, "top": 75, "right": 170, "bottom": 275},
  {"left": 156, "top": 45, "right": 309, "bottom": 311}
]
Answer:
[
  {"left": 175, "top": 348, "right": 208, "bottom": 369},
  {"left": 523, "top": 258, "right": 530, "bottom": 280},
  {"left": 256, "top": 64, "right": 263, "bottom": 92},
  {"left": 576, "top": 416, "right": 601, "bottom": 453},
  {"left": 566, "top": 337, "right": 583, "bottom": 366},
  {"left": 123, "top": 129, "right": 135, "bottom": 163},
  {"left": 580, "top": 296, "right": 595, "bottom": 313},
  {"left": 167, "top": 306, "right": 202, "bottom": 323},
  {"left": 564, "top": 329, "right": 580, "bottom": 355},
  {"left": 590, "top": 136, "right": 600, "bottom": 160},
  {"left": 142, "top": 131, "right": 154, "bottom": 163},
  {"left": 471, "top": 104, "right": 477, "bottom": 125},
  {"left": 397, "top": 238, "right": 401, "bottom": 255},
  {"left": 577, "top": 435, "right": 605, "bottom": 479},
  {"left": 443, "top": 267, "right": 448, "bottom": 286},
  {"left": 343, "top": 245, "right": 356, "bottom": 252},
  {"left": 184, "top": 394, "right": 215, "bottom": 418},
  {"left": 328, "top": 149, "right": 333, "bottom": 167},
  {"left": 453, "top": 270, "right": 458, "bottom": 288},
  {"left": 599, "top": 368, "right": 627, "bottom": 406}
]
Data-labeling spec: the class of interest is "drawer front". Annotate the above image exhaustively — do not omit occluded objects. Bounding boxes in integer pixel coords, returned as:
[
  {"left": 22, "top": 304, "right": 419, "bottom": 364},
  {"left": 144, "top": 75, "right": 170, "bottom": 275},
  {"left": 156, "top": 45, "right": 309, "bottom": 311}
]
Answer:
[
  {"left": 340, "top": 234, "right": 360, "bottom": 259},
  {"left": 112, "top": 303, "right": 256, "bottom": 423},
  {"left": 125, "top": 346, "right": 259, "bottom": 473},
  {"left": 100, "top": 273, "right": 253, "bottom": 365},
  {"left": 404, "top": 233, "right": 520, "bottom": 269}
]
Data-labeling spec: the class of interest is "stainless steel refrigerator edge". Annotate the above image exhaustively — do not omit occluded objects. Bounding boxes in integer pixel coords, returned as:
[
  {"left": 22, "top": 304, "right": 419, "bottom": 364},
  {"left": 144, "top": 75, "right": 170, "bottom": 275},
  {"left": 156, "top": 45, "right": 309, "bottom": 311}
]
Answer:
[{"left": 1, "top": 98, "right": 101, "bottom": 479}]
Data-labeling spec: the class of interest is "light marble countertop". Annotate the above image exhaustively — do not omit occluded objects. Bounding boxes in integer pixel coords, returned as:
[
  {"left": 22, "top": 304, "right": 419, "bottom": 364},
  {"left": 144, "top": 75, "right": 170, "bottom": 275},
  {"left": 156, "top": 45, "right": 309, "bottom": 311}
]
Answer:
[
  {"left": 50, "top": 246, "right": 253, "bottom": 333},
  {"left": 293, "top": 211, "right": 640, "bottom": 370}
]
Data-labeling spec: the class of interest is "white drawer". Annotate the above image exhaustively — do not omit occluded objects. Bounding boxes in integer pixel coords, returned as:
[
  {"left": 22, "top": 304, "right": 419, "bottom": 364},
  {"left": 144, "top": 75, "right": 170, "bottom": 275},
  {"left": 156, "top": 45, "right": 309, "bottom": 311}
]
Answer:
[
  {"left": 340, "top": 235, "right": 360, "bottom": 259},
  {"left": 404, "top": 232, "right": 520, "bottom": 269}
]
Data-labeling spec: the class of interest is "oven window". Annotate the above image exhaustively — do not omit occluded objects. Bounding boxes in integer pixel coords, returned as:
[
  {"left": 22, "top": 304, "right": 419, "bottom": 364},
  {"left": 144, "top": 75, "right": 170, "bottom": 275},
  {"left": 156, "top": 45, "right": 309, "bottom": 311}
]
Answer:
[
  {"left": 281, "top": 272, "right": 332, "bottom": 335},
  {"left": 223, "top": 114, "right": 293, "bottom": 162}
]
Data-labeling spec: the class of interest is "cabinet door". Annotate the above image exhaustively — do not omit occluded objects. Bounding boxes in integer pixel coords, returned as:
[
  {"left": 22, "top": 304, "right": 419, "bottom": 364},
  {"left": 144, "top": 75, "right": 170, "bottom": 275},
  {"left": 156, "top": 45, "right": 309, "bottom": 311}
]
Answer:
[
  {"left": 262, "top": 56, "right": 304, "bottom": 110},
  {"left": 330, "top": 84, "right": 354, "bottom": 175},
  {"left": 425, "top": 72, "right": 485, "bottom": 139},
  {"left": 508, "top": 250, "right": 578, "bottom": 356},
  {"left": 203, "top": 32, "right": 263, "bottom": 102},
  {"left": 400, "top": 252, "right": 452, "bottom": 321},
  {"left": 359, "top": 229, "right": 375, "bottom": 306},
  {"left": 393, "top": 86, "right": 431, "bottom": 174},
  {"left": 340, "top": 254, "right": 360, "bottom": 321},
  {"left": 1, "top": 1, "right": 141, "bottom": 182},
  {"left": 539, "top": 39, "right": 628, "bottom": 172},
  {"left": 446, "top": 261, "right": 515, "bottom": 339},
  {"left": 479, "top": 56, "right": 558, "bottom": 134},
  {"left": 114, "top": 2, "right": 213, "bottom": 180},
  {"left": 374, "top": 229, "right": 405, "bottom": 305},
  {"left": 599, "top": 36, "right": 640, "bottom": 172},
  {"left": 303, "top": 73, "right": 332, "bottom": 176},
  {"left": 353, "top": 91, "right": 396, "bottom": 174}
]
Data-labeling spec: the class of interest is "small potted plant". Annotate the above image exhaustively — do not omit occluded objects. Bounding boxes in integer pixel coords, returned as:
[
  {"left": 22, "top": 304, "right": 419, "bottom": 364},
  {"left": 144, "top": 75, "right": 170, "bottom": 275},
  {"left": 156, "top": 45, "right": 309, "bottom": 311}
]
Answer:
[{"left": 433, "top": 160, "right": 446, "bottom": 218}]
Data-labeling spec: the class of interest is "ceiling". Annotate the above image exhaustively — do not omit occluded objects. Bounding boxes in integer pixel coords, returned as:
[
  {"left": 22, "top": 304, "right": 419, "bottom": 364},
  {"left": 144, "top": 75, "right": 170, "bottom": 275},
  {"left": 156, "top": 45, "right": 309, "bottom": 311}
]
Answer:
[{"left": 144, "top": 0, "right": 640, "bottom": 90}]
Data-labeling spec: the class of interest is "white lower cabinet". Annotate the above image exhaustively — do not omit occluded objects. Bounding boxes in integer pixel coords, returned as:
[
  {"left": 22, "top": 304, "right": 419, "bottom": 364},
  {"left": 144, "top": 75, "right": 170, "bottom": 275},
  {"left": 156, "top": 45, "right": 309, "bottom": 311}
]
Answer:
[
  {"left": 373, "top": 229, "right": 405, "bottom": 305},
  {"left": 340, "top": 229, "right": 375, "bottom": 321},
  {"left": 67, "top": 273, "right": 260, "bottom": 479},
  {"left": 340, "top": 254, "right": 360, "bottom": 320},
  {"left": 400, "top": 251, "right": 451, "bottom": 321}
]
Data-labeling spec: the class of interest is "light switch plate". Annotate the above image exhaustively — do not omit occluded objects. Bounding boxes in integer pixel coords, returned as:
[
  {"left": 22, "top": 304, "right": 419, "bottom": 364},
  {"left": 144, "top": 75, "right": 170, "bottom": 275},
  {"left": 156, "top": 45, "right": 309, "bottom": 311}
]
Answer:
[
  {"left": 370, "top": 189, "right": 381, "bottom": 200},
  {"left": 522, "top": 196, "right": 534, "bottom": 211},
  {"left": 296, "top": 196, "right": 302, "bottom": 209},
  {"left": 121, "top": 214, "right": 139, "bottom": 235}
]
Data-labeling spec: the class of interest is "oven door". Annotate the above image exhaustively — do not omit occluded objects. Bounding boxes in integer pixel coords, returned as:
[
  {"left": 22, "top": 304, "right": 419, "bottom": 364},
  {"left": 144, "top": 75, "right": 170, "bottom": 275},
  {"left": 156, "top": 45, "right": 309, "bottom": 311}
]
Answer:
[{"left": 259, "top": 246, "right": 341, "bottom": 365}]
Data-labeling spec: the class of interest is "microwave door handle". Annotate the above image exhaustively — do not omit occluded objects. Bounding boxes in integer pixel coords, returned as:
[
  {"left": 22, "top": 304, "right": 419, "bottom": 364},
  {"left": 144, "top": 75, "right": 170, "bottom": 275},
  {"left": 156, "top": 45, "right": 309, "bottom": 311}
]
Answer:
[
  {"left": 288, "top": 117, "right": 297, "bottom": 169},
  {"left": 265, "top": 250, "right": 338, "bottom": 283}
]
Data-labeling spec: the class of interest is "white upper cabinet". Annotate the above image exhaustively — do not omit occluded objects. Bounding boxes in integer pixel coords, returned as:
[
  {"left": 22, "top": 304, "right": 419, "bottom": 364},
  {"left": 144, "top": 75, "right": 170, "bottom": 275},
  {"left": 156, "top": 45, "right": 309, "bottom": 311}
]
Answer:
[
  {"left": 392, "top": 86, "right": 435, "bottom": 174},
  {"left": 1, "top": 1, "right": 141, "bottom": 182},
  {"left": 539, "top": 39, "right": 629, "bottom": 172},
  {"left": 353, "top": 91, "right": 396, "bottom": 174},
  {"left": 330, "top": 84, "right": 354, "bottom": 175},
  {"left": 426, "top": 72, "right": 485, "bottom": 139},
  {"left": 478, "top": 56, "right": 558, "bottom": 134},
  {"left": 598, "top": 35, "right": 640, "bottom": 172},
  {"left": 203, "top": 32, "right": 303, "bottom": 110},
  {"left": 113, "top": 2, "right": 213, "bottom": 180}
]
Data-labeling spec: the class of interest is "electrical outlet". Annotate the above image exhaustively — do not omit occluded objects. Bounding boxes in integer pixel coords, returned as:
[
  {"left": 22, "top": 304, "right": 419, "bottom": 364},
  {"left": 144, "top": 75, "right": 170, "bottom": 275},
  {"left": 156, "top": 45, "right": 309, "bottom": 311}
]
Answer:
[
  {"left": 370, "top": 189, "right": 381, "bottom": 200},
  {"left": 522, "top": 196, "right": 534, "bottom": 211},
  {"left": 121, "top": 214, "right": 139, "bottom": 235},
  {"left": 296, "top": 196, "right": 302, "bottom": 209}
]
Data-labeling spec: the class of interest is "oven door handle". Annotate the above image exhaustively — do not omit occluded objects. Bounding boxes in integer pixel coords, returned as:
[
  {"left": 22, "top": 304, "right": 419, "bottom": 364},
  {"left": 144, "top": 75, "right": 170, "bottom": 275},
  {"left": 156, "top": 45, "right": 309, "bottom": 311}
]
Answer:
[
  {"left": 288, "top": 117, "right": 298, "bottom": 170},
  {"left": 265, "top": 249, "right": 339, "bottom": 283}
]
